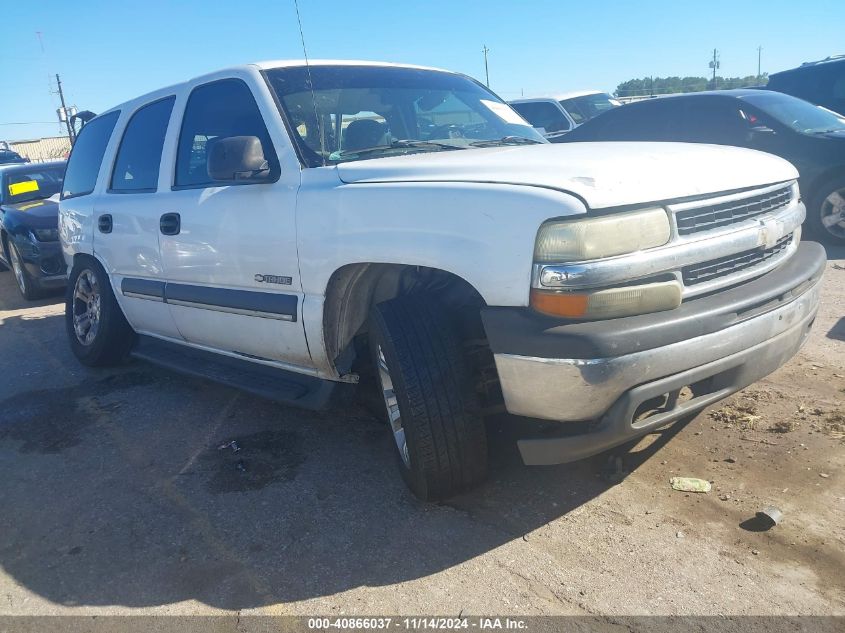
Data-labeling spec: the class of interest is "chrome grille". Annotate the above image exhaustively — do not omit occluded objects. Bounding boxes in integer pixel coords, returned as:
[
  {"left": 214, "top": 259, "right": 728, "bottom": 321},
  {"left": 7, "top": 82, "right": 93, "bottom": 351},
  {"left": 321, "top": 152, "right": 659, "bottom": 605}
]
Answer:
[
  {"left": 683, "top": 233, "right": 793, "bottom": 286},
  {"left": 675, "top": 185, "right": 792, "bottom": 236}
]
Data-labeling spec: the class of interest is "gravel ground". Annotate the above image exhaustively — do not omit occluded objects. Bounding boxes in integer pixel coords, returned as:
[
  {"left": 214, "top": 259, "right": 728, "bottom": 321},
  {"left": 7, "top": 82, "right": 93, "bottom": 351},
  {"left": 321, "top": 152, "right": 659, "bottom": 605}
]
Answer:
[{"left": 0, "top": 245, "right": 842, "bottom": 618}]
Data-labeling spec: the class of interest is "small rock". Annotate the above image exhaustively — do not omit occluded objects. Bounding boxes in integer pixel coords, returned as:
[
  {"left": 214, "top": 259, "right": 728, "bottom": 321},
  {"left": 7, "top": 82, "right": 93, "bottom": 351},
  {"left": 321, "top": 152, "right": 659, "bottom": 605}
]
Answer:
[
  {"left": 724, "top": 456, "right": 737, "bottom": 463},
  {"left": 676, "top": 531, "right": 685, "bottom": 539},
  {"left": 752, "top": 549, "right": 759, "bottom": 555},
  {"left": 719, "top": 493, "right": 732, "bottom": 501},
  {"left": 820, "top": 473, "right": 830, "bottom": 478}
]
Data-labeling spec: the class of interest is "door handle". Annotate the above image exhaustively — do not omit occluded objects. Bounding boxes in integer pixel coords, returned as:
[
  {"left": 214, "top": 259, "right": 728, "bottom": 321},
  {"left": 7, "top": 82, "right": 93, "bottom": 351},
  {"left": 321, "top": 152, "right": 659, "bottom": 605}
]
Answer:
[
  {"left": 160, "top": 213, "right": 181, "bottom": 236},
  {"left": 97, "top": 214, "right": 112, "bottom": 234}
]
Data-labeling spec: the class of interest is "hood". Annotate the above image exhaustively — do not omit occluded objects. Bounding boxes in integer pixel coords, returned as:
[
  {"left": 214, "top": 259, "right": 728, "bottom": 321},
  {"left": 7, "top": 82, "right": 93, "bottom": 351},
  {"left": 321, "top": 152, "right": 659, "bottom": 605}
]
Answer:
[
  {"left": 0, "top": 195, "right": 59, "bottom": 229},
  {"left": 335, "top": 142, "right": 798, "bottom": 209}
]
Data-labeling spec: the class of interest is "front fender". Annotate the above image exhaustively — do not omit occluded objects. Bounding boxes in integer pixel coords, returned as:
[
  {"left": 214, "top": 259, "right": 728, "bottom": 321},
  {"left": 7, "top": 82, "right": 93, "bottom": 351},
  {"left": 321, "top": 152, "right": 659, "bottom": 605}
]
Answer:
[{"left": 296, "top": 180, "right": 587, "bottom": 307}]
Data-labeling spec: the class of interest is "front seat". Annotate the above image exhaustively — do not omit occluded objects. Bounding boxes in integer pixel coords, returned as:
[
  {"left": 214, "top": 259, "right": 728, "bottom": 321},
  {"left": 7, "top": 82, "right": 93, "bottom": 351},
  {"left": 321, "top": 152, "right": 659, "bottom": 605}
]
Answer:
[{"left": 344, "top": 119, "right": 388, "bottom": 151}]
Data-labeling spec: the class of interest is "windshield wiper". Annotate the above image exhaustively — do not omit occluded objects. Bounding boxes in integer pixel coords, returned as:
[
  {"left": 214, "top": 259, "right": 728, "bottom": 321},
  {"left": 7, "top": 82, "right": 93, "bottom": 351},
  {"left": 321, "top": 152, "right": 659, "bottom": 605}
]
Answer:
[
  {"left": 331, "top": 139, "right": 466, "bottom": 160},
  {"left": 469, "top": 136, "right": 544, "bottom": 148}
]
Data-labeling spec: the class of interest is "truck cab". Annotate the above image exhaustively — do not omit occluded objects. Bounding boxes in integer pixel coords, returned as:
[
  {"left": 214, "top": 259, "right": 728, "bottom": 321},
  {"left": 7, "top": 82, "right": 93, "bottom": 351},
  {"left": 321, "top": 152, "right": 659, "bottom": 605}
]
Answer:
[{"left": 59, "top": 61, "right": 824, "bottom": 500}]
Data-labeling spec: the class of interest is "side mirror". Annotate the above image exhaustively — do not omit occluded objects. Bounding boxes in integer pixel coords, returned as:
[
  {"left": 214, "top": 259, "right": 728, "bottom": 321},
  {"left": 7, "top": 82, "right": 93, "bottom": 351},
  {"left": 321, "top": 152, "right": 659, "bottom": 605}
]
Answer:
[{"left": 207, "top": 136, "right": 271, "bottom": 181}]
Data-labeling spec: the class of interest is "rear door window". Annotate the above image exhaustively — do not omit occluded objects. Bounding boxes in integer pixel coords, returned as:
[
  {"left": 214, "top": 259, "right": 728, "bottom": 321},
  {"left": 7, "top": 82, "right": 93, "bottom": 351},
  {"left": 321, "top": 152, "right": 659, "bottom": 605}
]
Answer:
[
  {"left": 110, "top": 97, "right": 175, "bottom": 192},
  {"left": 175, "top": 79, "right": 279, "bottom": 188},
  {"left": 61, "top": 111, "right": 120, "bottom": 200}
]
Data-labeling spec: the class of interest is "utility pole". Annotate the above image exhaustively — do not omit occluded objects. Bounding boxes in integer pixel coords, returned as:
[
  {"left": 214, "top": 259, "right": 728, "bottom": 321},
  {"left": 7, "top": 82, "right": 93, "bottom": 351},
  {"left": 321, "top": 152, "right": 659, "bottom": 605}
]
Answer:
[
  {"left": 482, "top": 45, "right": 490, "bottom": 88},
  {"left": 757, "top": 45, "right": 763, "bottom": 81},
  {"left": 709, "top": 49, "right": 720, "bottom": 88},
  {"left": 56, "top": 73, "right": 75, "bottom": 144}
]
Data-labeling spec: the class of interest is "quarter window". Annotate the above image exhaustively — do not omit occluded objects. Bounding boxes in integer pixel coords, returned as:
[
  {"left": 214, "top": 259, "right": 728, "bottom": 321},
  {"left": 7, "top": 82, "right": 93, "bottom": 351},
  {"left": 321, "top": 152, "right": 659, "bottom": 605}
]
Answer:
[
  {"left": 175, "top": 79, "right": 279, "bottom": 188},
  {"left": 61, "top": 111, "right": 120, "bottom": 200},
  {"left": 110, "top": 97, "right": 175, "bottom": 192}
]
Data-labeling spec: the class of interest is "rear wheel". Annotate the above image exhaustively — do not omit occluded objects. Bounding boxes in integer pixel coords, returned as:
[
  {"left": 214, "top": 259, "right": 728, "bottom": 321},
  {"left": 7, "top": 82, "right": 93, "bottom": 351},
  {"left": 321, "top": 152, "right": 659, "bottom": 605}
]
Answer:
[
  {"left": 807, "top": 176, "right": 845, "bottom": 246},
  {"left": 8, "top": 241, "right": 41, "bottom": 301},
  {"left": 367, "top": 294, "right": 487, "bottom": 501},
  {"left": 66, "top": 258, "right": 136, "bottom": 366}
]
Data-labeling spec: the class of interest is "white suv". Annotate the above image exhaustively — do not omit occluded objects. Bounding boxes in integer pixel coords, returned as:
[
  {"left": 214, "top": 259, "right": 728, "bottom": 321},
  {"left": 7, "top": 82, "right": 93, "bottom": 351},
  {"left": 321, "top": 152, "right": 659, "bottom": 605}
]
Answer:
[{"left": 60, "top": 60, "right": 824, "bottom": 500}]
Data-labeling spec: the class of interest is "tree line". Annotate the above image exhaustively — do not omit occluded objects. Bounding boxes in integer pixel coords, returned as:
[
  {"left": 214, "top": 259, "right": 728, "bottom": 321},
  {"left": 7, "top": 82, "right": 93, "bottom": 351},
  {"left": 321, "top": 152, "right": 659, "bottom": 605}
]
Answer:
[{"left": 615, "top": 74, "right": 768, "bottom": 97}]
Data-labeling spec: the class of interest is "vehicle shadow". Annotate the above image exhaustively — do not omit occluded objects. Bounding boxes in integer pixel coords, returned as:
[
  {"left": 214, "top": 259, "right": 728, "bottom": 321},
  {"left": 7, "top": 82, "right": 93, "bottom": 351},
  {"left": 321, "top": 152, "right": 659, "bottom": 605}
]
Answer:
[{"left": 0, "top": 309, "right": 687, "bottom": 610}]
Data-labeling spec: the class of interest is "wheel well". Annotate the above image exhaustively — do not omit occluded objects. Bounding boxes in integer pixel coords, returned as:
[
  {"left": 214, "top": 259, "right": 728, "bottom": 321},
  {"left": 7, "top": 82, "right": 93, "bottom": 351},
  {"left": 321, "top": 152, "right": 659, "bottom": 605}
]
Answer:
[
  {"left": 803, "top": 168, "right": 845, "bottom": 206},
  {"left": 323, "top": 263, "right": 488, "bottom": 374}
]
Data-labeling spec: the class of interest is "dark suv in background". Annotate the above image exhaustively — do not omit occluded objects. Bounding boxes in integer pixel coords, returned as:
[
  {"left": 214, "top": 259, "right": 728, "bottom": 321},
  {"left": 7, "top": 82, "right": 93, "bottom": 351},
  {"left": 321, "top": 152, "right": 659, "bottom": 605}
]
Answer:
[
  {"left": 561, "top": 90, "right": 845, "bottom": 245},
  {"left": 767, "top": 55, "right": 845, "bottom": 116}
]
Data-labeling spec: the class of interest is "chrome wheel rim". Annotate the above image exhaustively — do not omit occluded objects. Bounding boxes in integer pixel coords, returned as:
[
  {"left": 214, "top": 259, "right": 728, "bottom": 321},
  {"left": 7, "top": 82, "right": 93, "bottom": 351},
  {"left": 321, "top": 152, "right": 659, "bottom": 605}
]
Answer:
[
  {"left": 820, "top": 188, "right": 845, "bottom": 239},
  {"left": 376, "top": 344, "right": 410, "bottom": 468},
  {"left": 72, "top": 269, "right": 101, "bottom": 346},
  {"left": 8, "top": 245, "right": 25, "bottom": 293}
]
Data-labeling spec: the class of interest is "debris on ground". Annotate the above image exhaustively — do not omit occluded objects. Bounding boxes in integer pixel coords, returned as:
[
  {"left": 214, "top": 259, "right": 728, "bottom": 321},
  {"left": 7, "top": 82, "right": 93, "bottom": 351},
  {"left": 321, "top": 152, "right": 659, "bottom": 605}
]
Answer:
[
  {"left": 670, "top": 477, "right": 712, "bottom": 493},
  {"left": 819, "top": 473, "right": 830, "bottom": 479},
  {"left": 771, "top": 419, "right": 800, "bottom": 433},
  {"left": 822, "top": 411, "right": 845, "bottom": 440},
  {"left": 710, "top": 403, "right": 760, "bottom": 429},
  {"left": 217, "top": 440, "right": 241, "bottom": 452},
  {"left": 756, "top": 506, "right": 784, "bottom": 529},
  {"left": 719, "top": 493, "right": 732, "bottom": 501}
]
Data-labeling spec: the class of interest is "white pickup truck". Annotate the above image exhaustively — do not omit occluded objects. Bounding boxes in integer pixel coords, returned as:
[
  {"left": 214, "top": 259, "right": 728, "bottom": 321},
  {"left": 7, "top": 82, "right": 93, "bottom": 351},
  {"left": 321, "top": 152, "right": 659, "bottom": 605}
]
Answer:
[{"left": 59, "top": 60, "right": 825, "bottom": 500}]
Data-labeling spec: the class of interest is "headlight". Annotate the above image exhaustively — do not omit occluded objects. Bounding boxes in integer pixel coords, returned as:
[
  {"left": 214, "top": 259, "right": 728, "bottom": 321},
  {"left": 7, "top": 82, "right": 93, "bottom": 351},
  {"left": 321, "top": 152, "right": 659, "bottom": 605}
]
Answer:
[
  {"left": 534, "top": 208, "right": 671, "bottom": 262},
  {"left": 530, "top": 280, "right": 682, "bottom": 319},
  {"left": 30, "top": 228, "right": 59, "bottom": 242}
]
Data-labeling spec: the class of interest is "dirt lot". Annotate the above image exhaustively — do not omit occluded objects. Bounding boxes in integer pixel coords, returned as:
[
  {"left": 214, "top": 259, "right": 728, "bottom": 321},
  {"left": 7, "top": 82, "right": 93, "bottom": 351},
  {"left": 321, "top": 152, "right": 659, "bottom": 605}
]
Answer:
[{"left": 0, "top": 246, "right": 843, "bottom": 618}]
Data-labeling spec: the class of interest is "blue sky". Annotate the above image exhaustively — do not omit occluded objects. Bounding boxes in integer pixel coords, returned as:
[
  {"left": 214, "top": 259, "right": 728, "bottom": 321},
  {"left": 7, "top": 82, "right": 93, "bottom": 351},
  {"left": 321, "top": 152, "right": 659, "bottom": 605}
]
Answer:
[{"left": 1, "top": 0, "right": 840, "bottom": 141}]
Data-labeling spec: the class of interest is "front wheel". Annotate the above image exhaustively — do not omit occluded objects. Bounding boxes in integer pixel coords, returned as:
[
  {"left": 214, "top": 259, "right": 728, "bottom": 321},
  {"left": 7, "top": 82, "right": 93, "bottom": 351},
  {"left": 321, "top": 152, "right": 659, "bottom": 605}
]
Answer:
[
  {"left": 807, "top": 176, "right": 845, "bottom": 246},
  {"left": 65, "top": 258, "right": 136, "bottom": 366},
  {"left": 368, "top": 294, "right": 487, "bottom": 501},
  {"left": 8, "top": 241, "right": 41, "bottom": 301}
]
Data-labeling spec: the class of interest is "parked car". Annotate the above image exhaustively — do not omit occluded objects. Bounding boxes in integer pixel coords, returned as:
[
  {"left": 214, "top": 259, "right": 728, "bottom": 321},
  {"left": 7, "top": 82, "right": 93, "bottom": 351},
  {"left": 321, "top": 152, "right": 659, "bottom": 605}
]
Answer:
[
  {"left": 561, "top": 89, "right": 845, "bottom": 245},
  {"left": 0, "top": 149, "right": 30, "bottom": 165},
  {"left": 509, "top": 91, "right": 621, "bottom": 141},
  {"left": 59, "top": 61, "right": 823, "bottom": 500},
  {"left": 767, "top": 55, "right": 845, "bottom": 116},
  {"left": 0, "top": 161, "right": 67, "bottom": 299}
]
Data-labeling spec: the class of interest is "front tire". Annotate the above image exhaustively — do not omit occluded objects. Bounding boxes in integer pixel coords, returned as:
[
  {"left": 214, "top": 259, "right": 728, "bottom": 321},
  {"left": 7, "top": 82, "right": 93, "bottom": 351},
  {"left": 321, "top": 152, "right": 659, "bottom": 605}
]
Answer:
[
  {"left": 807, "top": 176, "right": 845, "bottom": 246},
  {"left": 65, "top": 258, "right": 135, "bottom": 366},
  {"left": 8, "top": 241, "right": 41, "bottom": 301},
  {"left": 368, "top": 294, "right": 487, "bottom": 501}
]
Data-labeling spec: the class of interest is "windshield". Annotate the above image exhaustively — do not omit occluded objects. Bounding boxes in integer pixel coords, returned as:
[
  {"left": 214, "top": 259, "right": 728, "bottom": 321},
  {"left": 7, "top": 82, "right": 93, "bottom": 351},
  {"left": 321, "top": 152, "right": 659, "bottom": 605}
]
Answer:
[
  {"left": 560, "top": 93, "right": 621, "bottom": 124},
  {"left": 739, "top": 92, "right": 845, "bottom": 134},
  {"left": 264, "top": 65, "right": 545, "bottom": 166},
  {"left": 2, "top": 165, "right": 65, "bottom": 204}
]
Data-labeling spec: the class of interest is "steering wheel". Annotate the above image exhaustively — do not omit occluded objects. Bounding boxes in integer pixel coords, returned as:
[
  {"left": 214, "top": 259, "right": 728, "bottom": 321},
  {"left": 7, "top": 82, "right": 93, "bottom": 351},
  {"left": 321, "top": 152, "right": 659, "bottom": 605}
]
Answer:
[{"left": 428, "top": 124, "right": 465, "bottom": 140}]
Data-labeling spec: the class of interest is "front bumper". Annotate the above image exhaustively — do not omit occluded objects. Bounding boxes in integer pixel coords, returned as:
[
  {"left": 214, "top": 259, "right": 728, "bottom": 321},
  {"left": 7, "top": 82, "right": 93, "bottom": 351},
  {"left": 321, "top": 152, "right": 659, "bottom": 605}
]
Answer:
[
  {"left": 481, "top": 241, "right": 825, "bottom": 465},
  {"left": 13, "top": 237, "right": 66, "bottom": 289}
]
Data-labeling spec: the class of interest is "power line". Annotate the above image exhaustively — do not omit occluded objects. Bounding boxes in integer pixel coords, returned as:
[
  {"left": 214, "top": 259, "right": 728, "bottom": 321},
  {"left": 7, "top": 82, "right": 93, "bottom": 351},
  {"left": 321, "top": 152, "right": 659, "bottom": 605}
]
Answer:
[{"left": 0, "top": 122, "right": 59, "bottom": 126}]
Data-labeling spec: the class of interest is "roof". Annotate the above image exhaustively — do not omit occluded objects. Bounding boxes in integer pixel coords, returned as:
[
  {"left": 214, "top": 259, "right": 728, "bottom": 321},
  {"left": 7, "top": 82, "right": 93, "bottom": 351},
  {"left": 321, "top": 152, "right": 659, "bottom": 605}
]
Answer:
[
  {"left": 253, "top": 59, "right": 454, "bottom": 73},
  {"left": 772, "top": 55, "right": 845, "bottom": 77},
  {"left": 0, "top": 160, "right": 65, "bottom": 175},
  {"left": 98, "top": 59, "right": 462, "bottom": 121},
  {"left": 510, "top": 90, "right": 607, "bottom": 104}
]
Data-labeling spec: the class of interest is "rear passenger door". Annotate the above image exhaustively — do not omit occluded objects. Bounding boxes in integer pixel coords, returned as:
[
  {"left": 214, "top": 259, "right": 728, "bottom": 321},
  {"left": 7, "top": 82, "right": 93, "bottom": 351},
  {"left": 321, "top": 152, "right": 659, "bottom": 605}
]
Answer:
[
  {"left": 154, "top": 74, "right": 311, "bottom": 368},
  {"left": 93, "top": 96, "right": 182, "bottom": 339}
]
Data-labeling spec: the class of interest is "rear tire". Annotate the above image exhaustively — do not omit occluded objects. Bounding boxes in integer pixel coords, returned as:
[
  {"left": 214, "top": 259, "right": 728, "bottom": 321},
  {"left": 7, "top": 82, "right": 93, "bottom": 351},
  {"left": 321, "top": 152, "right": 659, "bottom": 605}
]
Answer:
[
  {"left": 66, "top": 257, "right": 136, "bottom": 366},
  {"left": 367, "top": 294, "right": 487, "bottom": 501},
  {"left": 807, "top": 175, "right": 845, "bottom": 246}
]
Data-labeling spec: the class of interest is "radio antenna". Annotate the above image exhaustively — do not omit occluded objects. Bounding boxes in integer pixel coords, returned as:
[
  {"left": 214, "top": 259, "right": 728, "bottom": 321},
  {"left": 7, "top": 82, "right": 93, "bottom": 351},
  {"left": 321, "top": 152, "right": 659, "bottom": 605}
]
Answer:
[{"left": 293, "top": 0, "right": 326, "bottom": 165}]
